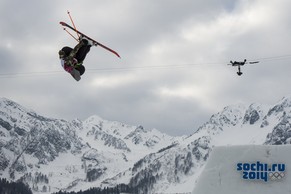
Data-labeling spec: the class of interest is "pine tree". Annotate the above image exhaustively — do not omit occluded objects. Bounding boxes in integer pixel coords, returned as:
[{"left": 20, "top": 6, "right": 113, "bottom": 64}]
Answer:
[{"left": 0, "top": 178, "right": 33, "bottom": 194}]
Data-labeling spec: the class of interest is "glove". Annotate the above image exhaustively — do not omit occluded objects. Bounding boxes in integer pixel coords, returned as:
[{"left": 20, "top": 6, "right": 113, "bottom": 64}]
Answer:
[
  {"left": 65, "top": 56, "right": 78, "bottom": 67},
  {"left": 58, "top": 50, "right": 65, "bottom": 59}
]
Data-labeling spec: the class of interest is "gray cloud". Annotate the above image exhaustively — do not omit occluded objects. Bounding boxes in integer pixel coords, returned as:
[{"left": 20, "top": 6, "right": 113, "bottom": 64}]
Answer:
[{"left": 1, "top": 0, "right": 291, "bottom": 136}]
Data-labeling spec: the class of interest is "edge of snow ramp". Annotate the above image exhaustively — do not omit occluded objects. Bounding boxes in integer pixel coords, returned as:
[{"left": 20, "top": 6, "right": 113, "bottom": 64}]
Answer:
[{"left": 192, "top": 145, "right": 290, "bottom": 194}]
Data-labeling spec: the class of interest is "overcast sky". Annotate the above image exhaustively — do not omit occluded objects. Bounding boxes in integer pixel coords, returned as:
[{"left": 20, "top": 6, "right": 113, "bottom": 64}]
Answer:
[{"left": 1, "top": 0, "right": 291, "bottom": 136}]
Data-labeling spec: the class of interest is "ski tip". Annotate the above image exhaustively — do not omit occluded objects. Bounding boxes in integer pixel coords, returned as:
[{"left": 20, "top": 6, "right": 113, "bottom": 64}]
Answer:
[
  {"left": 59, "top": 21, "right": 67, "bottom": 26},
  {"left": 110, "top": 50, "right": 121, "bottom": 58},
  {"left": 113, "top": 52, "right": 121, "bottom": 58}
]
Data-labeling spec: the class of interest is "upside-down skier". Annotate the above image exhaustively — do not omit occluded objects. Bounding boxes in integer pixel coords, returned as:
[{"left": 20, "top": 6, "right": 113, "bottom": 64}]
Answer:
[
  {"left": 58, "top": 12, "right": 120, "bottom": 81},
  {"left": 58, "top": 37, "right": 94, "bottom": 81}
]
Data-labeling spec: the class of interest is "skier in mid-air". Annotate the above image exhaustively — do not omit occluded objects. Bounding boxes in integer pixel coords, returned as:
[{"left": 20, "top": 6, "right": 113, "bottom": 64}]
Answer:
[
  {"left": 58, "top": 11, "right": 120, "bottom": 81},
  {"left": 58, "top": 37, "right": 93, "bottom": 81}
]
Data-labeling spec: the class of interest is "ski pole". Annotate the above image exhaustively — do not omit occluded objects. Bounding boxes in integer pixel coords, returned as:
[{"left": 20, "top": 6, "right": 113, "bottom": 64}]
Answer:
[
  {"left": 63, "top": 27, "right": 79, "bottom": 42},
  {"left": 67, "top": 11, "right": 80, "bottom": 40}
]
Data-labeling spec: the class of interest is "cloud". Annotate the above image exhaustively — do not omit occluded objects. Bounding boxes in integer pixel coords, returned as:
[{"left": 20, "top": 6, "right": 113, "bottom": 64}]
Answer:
[{"left": 1, "top": 0, "right": 291, "bottom": 136}]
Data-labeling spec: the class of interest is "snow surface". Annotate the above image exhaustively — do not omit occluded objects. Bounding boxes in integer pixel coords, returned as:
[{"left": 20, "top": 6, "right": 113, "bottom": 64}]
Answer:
[
  {"left": 192, "top": 145, "right": 291, "bottom": 194},
  {"left": 2, "top": 96, "right": 291, "bottom": 194}
]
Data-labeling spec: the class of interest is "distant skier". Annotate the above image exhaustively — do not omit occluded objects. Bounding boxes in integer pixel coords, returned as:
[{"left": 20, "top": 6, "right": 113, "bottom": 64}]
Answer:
[{"left": 58, "top": 36, "right": 93, "bottom": 81}]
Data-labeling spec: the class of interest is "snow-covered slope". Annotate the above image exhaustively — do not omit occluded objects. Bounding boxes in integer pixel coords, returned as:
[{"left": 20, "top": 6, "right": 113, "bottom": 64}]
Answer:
[
  {"left": 124, "top": 96, "right": 291, "bottom": 193},
  {"left": 192, "top": 145, "right": 291, "bottom": 194},
  {"left": 1, "top": 96, "right": 291, "bottom": 193},
  {"left": 158, "top": 97, "right": 291, "bottom": 193},
  {"left": 0, "top": 97, "right": 175, "bottom": 193}
]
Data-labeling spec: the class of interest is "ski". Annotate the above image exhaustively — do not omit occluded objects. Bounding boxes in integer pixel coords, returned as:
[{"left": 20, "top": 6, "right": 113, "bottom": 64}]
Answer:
[{"left": 60, "top": 21, "right": 121, "bottom": 58}]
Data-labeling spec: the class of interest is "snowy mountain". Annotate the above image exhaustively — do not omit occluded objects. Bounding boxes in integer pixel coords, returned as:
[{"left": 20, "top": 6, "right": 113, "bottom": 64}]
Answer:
[
  {"left": 1, "top": 96, "right": 291, "bottom": 193},
  {"left": 102, "top": 97, "right": 291, "bottom": 193},
  {"left": 0, "top": 97, "right": 175, "bottom": 193}
]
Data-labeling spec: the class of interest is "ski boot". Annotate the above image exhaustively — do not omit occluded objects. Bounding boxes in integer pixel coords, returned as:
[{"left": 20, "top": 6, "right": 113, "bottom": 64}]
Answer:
[{"left": 79, "top": 35, "right": 94, "bottom": 46}]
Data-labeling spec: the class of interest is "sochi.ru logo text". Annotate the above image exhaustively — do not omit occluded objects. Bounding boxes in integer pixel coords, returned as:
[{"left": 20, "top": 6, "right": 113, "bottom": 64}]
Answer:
[{"left": 236, "top": 161, "right": 285, "bottom": 182}]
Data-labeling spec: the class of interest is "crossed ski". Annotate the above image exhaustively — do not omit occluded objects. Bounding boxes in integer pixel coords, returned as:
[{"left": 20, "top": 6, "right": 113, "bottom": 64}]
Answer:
[{"left": 60, "top": 21, "right": 120, "bottom": 58}]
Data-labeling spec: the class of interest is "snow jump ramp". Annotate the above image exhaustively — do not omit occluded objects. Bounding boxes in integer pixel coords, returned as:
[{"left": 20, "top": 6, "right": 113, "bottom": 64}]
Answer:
[{"left": 192, "top": 145, "right": 290, "bottom": 194}]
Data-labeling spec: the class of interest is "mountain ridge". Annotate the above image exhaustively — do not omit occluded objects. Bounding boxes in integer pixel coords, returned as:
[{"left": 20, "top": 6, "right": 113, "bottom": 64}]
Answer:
[
  {"left": 0, "top": 97, "right": 177, "bottom": 193},
  {"left": 1, "top": 96, "right": 291, "bottom": 193}
]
